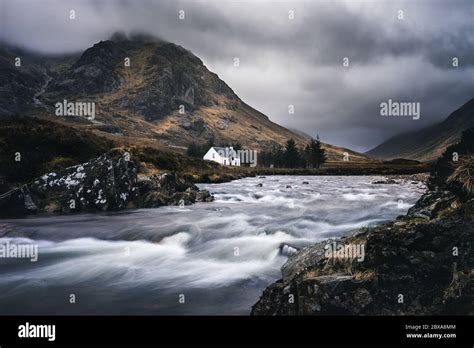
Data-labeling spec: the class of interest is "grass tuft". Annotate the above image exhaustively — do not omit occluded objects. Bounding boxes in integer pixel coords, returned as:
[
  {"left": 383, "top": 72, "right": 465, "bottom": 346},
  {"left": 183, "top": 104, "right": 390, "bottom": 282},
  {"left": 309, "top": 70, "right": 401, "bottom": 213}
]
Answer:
[{"left": 448, "top": 156, "right": 474, "bottom": 197}]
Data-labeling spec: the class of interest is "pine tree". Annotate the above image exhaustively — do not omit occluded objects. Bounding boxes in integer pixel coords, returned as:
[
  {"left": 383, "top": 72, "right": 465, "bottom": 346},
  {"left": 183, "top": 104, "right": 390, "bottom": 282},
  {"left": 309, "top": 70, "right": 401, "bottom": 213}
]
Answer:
[
  {"left": 206, "top": 136, "right": 215, "bottom": 148},
  {"left": 187, "top": 143, "right": 200, "bottom": 157},
  {"left": 283, "top": 138, "right": 301, "bottom": 168},
  {"left": 304, "top": 143, "right": 311, "bottom": 168},
  {"left": 272, "top": 144, "right": 284, "bottom": 167},
  {"left": 187, "top": 142, "right": 207, "bottom": 157},
  {"left": 310, "top": 135, "right": 327, "bottom": 168}
]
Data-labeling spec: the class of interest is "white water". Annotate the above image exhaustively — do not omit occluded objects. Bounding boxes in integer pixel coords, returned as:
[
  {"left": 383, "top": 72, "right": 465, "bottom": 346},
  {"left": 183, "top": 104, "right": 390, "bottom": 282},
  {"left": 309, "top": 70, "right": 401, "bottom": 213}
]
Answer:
[{"left": 0, "top": 176, "right": 425, "bottom": 314}]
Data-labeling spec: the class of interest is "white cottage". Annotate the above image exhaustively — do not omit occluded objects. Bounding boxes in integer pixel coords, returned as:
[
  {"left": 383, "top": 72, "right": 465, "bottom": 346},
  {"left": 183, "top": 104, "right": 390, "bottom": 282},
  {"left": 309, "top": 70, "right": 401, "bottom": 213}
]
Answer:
[{"left": 203, "top": 147, "right": 241, "bottom": 166}]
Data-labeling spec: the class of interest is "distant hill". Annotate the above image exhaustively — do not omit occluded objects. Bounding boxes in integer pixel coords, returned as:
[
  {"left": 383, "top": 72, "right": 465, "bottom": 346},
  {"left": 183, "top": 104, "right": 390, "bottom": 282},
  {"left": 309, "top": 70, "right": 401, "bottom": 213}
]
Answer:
[
  {"left": 0, "top": 33, "right": 370, "bottom": 162},
  {"left": 366, "top": 99, "right": 474, "bottom": 162}
]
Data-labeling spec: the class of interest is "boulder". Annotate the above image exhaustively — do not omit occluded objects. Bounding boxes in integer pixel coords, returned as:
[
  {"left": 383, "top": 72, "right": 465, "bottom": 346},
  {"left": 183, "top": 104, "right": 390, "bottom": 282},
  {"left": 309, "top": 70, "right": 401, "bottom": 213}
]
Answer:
[
  {"left": 0, "top": 149, "right": 137, "bottom": 217},
  {"left": 0, "top": 150, "right": 213, "bottom": 217},
  {"left": 372, "top": 179, "right": 397, "bottom": 184},
  {"left": 136, "top": 172, "right": 213, "bottom": 208},
  {"left": 179, "top": 118, "right": 206, "bottom": 133},
  {"left": 407, "top": 190, "right": 456, "bottom": 219}
]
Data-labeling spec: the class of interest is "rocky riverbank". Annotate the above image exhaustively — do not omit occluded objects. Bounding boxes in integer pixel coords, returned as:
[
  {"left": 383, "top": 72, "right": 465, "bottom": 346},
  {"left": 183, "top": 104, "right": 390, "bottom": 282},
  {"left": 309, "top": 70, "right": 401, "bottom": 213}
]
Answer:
[
  {"left": 251, "top": 132, "right": 474, "bottom": 316},
  {"left": 0, "top": 149, "right": 213, "bottom": 218},
  {"left": 252, "top": 189, "right": 473, "bottom": 315}
]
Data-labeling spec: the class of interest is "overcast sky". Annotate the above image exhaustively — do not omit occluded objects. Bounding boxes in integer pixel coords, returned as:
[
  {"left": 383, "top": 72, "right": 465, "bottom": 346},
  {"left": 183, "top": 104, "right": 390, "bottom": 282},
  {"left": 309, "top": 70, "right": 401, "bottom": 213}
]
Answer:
[{"left": 1, "top": 0, "right": 473, "bottom": 151}]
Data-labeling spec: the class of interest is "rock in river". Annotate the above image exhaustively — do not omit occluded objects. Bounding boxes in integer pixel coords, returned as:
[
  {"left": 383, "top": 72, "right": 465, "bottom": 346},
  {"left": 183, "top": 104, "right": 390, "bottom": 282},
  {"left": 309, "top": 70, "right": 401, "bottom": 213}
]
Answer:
[{"left": 0, "top": 149, "right": 213, "bottom": 217}]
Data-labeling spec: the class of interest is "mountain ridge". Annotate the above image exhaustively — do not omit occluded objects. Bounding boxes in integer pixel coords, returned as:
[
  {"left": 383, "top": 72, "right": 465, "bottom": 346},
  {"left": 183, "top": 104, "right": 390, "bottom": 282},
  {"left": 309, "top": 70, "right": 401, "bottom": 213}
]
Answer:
[
  {"left": 1, "top": 34, "right": 371, "bottom": 162},
  {"left": 366, "top": 98, "right": 474, "bottom": 162}
]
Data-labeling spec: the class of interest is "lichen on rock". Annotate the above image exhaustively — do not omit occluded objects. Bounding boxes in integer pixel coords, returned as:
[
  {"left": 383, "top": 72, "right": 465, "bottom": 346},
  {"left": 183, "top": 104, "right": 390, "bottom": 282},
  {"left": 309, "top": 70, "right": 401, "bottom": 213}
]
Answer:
[{"left": 0, "top": 149, "right": 213, "bottom": 217}]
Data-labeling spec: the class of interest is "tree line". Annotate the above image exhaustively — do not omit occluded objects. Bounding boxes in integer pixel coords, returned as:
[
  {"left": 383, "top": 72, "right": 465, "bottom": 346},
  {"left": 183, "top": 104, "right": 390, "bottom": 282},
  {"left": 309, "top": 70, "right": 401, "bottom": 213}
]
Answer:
[{"left": 258, "top": 137, "right": 327, "bottom": 168}]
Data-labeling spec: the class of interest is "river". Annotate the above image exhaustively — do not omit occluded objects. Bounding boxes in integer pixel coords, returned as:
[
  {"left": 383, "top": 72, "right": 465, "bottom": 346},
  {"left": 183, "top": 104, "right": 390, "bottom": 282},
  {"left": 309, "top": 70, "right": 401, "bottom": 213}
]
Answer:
[{"left": 0, "top": 175, "right": 425, "bottom": 315}]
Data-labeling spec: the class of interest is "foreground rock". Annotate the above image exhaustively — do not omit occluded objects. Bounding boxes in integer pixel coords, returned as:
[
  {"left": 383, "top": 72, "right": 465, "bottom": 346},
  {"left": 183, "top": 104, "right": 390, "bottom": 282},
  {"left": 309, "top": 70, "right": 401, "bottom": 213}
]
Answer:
[
  {"left": 0, "top": 150, "right": 213, "bottom": 217},
  {"left": 371, "top": 179, "right": 397, "bottom": 184},
  {"left": 371, "top": 173, "right": 429, "bottom": 185},
  {"left": 136, "top": 172, "right": 213, "bottom": 208},
  {"left": 252, "top": 190, "right": 473, "bottom": 315}
]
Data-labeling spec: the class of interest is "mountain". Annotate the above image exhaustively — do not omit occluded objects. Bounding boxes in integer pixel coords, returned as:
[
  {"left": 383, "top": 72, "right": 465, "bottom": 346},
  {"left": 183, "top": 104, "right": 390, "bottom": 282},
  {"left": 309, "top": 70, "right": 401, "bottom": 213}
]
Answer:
[
  {"left": 366, "top": 99, "right": 474, "bottom": 162},
  {"left": 0, "top": 33, "right": 370, "bottom": 162}
]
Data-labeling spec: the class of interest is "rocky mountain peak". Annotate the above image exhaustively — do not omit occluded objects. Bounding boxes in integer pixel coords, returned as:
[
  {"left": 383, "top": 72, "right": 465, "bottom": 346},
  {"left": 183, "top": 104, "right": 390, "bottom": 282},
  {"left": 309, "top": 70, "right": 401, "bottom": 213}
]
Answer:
[
  {"left": 42, "top": 35, "right": 239, "bottom": 121},
  {"left": 0, "top": 36, "right": 371, "bottom": 160},
  {"left": 73, "top": 40, "right": 125, "bottom": 68}
]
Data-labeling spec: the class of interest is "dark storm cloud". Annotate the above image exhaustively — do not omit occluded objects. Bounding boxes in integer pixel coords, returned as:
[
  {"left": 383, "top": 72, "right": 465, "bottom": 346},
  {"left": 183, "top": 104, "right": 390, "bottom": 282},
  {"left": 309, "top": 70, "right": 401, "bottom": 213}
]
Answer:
[{"left": 1, "top": 0, "right": 473, "bottom": 151}]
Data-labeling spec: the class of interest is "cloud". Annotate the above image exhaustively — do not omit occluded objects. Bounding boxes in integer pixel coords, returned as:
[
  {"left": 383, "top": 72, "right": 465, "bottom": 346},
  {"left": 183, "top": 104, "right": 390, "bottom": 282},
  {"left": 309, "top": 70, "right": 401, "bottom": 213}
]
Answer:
[{"left": 1, "top": 0, "right": 473, "bottom": 151}]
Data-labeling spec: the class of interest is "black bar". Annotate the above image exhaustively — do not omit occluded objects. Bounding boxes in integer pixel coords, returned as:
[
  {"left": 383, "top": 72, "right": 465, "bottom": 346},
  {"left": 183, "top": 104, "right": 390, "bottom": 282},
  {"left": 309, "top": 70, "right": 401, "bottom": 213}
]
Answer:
[{"left": 0, "top": 316, "right": 472, "bottom": 346}]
